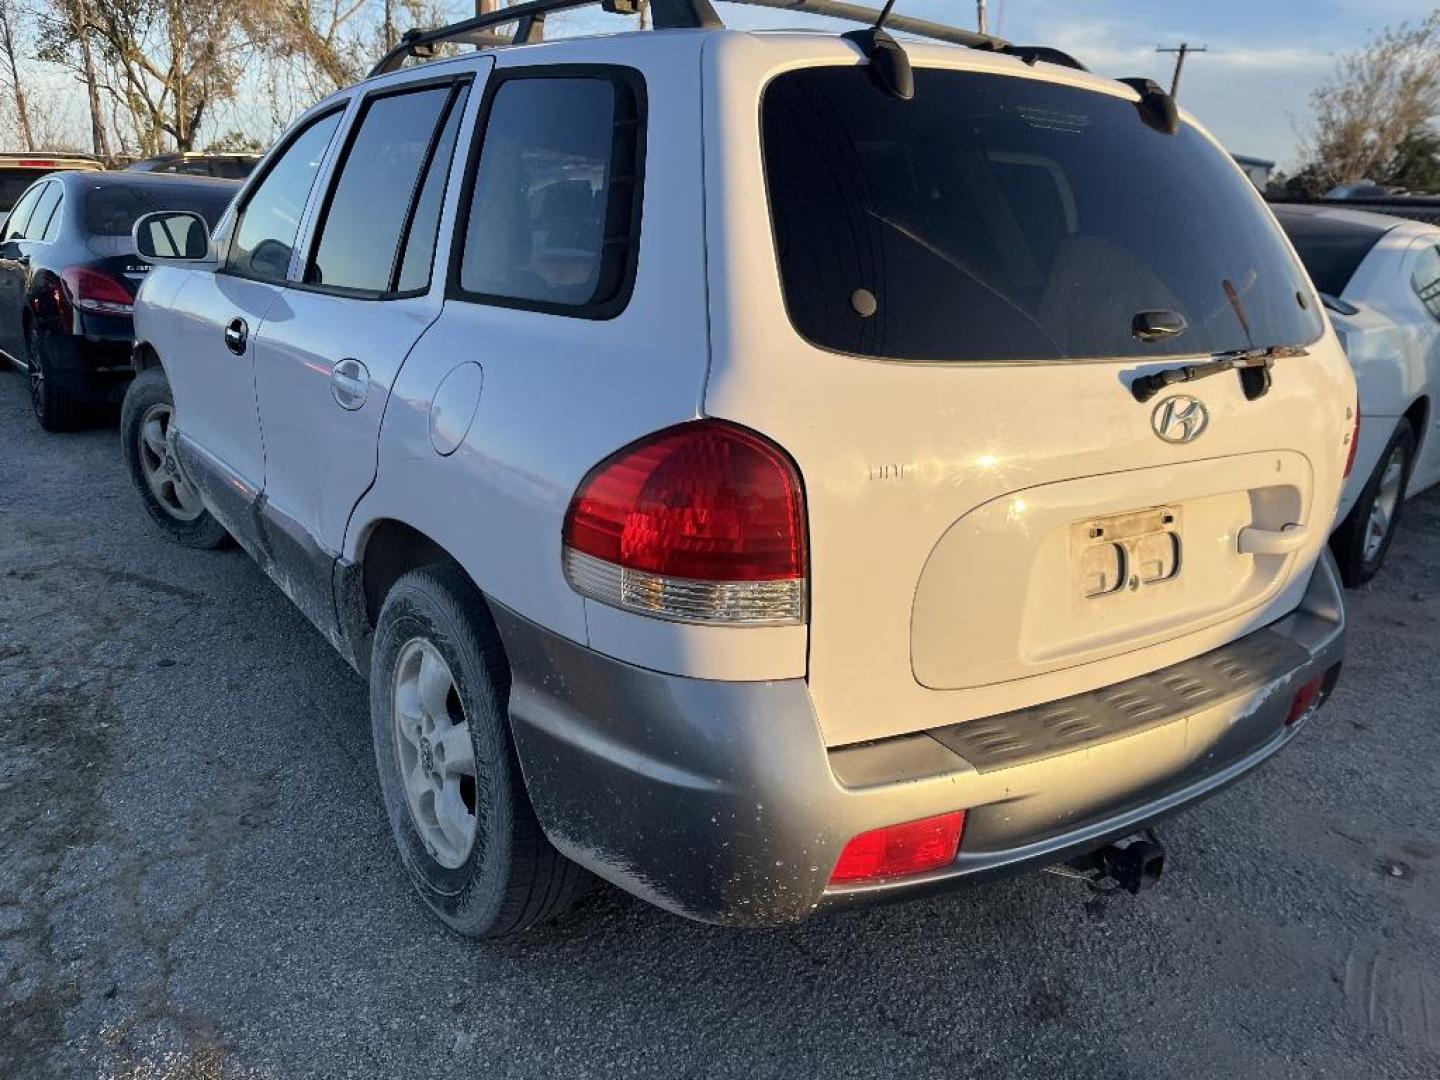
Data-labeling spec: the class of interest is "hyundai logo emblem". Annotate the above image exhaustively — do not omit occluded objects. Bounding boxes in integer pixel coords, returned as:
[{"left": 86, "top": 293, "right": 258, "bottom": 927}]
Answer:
[{"left": 1151, "top": 395, "right": 1209, "bottom": 444}]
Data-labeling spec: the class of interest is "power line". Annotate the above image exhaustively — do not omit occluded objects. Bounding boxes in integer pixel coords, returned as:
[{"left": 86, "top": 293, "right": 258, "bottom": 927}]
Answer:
[{"left": 1156, "top": 42, "right": 1207, "bottom": 98}]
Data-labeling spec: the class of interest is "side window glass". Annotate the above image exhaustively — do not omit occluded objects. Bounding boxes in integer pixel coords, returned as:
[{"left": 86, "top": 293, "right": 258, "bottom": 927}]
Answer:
[
  {"left": 395, "top": 86, "right": 469, "bottom": 293},
  {"left": 459, "top": 74, "right": 643, "bottom": 314},
  {"left": 3, "top": 184, "right": 45, "bottom": 242},
  {"left": 1412, "top": 245, "right": 1440, "bottom": 321},
  {"left": 31, "top": 184, "right": 63, "bottom": 242},
  {"left": 307, "top": 85, "right": 454, "bottom": 293},
  {"left": 228, "top": 110, "right": 343, "bottom": 282}
]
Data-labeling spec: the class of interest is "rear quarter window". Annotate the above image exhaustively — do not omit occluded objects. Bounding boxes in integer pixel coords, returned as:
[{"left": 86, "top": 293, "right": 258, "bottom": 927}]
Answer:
[
  {"left": 455, "top": 69, "right": 645, "bottom": 318},
  {"left": 762, "top": 67, "right": 1323, "bottom": 362}
]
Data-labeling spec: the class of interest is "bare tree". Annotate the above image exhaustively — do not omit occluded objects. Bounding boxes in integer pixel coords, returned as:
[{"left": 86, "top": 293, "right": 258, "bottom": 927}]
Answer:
[
  {"left": 0, "top": 0, "right": 35, "bottom": 149},
  {"left": 37, "top": 0, "right": 251, "bottom": 156},
  {"left": 1303, "top": 10, "right": 1440, "bottom": 186}
]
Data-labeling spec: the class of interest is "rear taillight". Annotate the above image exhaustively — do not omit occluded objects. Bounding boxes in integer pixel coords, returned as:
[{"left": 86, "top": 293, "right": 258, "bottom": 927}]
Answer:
[
  {"left": 830, "top": 812, "right": 966, "bottom": 884},
  {"left": 562, "top": 420, "right": 807, "bottom": 625},
  {"left": 59, "top": 266, "right": 133, "bottom": 315},
  {"left": 1343, "top": 402, "right": 1361, "bottom": 480}
]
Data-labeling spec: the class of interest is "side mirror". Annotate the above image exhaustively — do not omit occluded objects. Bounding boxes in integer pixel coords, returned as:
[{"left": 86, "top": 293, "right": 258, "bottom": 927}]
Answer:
[{"left": 132, "top": 210, "right": 214, "bottom": 264}]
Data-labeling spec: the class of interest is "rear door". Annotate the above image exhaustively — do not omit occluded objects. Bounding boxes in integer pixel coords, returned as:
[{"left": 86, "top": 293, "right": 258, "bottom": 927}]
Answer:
[
  {"left": 248, "top": 71, "right": 479, "bottom": 618},
  {"left": 704, "top": 51, "right": 1355, "bottom": 746}
]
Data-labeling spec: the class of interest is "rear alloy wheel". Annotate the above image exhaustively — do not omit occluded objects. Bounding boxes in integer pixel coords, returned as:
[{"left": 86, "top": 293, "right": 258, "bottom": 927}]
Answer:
[
  {"left": 120, "top": 366, "right": 231, "bottom": 549},
  {"left": 370, "top": 565, "right": 589, "bottom": 938},
  {"left": 1331, "top": 417, "right": 1416, "bottom": 587},
  {"left": 25, "top": 321, "right": 83, "bottom": 432}
]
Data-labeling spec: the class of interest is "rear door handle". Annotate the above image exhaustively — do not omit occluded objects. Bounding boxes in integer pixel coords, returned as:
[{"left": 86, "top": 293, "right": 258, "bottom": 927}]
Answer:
[
  {"left": 1237, "top": 523, "right": 1310, "bottom": 556},
  {"left": 223, "top": 317, "right": 247, "bottom": 355},
  {"left": 330, "top": 357, "right": 369, "bottom": 411}
]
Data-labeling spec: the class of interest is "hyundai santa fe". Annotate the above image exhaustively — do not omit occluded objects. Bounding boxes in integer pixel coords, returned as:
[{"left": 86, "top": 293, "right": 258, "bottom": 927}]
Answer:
[{"left": 119, "top": 0, "right": 1354, "bottom": 937}]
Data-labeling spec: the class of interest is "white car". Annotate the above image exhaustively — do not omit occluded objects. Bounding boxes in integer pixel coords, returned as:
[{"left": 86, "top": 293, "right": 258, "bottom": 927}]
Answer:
[
  {"left": 119, "top": 0, "right": 1353, "bottom": 937},
  {"left": 1276, "top": 204, "right": 1440, "bottom": 584}
]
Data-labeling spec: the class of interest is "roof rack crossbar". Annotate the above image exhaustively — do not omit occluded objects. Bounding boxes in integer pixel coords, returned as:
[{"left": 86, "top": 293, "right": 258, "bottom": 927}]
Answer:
[
  {"left": 369, "top": 0, "right": 1102, "bottom": 80},
  {"left": 723, "top": 0, "right": 1008, "bottom": 50},
  {"left": 371, "top": 0, "right": 722, "bottom": 75}
]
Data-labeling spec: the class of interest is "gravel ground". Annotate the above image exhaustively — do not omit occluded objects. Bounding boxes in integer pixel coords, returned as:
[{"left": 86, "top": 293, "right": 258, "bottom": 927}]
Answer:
[{"left": 2, "top": 368, "right": 1438, "bottom": 1080}]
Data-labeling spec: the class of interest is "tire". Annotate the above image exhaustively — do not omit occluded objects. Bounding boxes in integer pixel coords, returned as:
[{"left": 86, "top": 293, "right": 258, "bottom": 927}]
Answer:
[
  {"left": 25, "top": 321, "right": 84, "bottom": 432},
  {"left": 120, "top": 366, "right": 231, "bottom": 549},
  {"left": 1331, "top": 417, "right": 1416, "bottom": 588},
  {"left": 370, "top": 564, "right": 588, "bottom": 938}
]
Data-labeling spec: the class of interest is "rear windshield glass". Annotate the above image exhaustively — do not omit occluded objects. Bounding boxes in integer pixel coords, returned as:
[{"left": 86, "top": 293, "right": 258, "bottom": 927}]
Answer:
[
  {"left": 762, "top": 68, "right": 1323, "bottom": 362},
  {"left": 85, "top": 181, "right": 236, "bottom": 256},
  {"left": 86, "top": 182, "right": 235, "bottom": 237},
  {"left": 1273, "top": 208, "right": 1392, "bottom": 298}
]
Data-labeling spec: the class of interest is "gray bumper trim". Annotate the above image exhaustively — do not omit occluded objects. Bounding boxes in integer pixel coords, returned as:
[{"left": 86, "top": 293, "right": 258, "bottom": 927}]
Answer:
[{"left": 494, "top": 553, "right": 1345, "bottom": 926}]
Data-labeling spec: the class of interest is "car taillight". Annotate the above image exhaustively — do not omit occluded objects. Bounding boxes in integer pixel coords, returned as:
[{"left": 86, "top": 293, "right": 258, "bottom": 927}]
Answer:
[
  {"left": 1343, "top": 402, "right": 1361, "bottom": 480},
  {"left": 1285, "top": 671, "right": 1327, "bottom": 726},
  {"left": 59, "top": 267, "right": 133, "bottom": 315},
  {"left": 830, "top": 812, "right": 966, "bottom": 884},
  {"left": 562, "top": 420, "right": 807, "bottom": 625}
]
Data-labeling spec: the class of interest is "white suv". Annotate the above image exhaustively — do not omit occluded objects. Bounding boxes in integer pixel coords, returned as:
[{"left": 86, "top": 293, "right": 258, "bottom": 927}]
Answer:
[{"left": 121, "top": 0, "right": 1354, "bottom": 937}]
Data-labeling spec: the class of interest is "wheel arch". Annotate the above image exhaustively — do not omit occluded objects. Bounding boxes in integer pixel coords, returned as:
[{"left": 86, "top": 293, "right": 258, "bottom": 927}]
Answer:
[
  {"left": 339, "top": 516, "right": 503, "bottom": 678},
  {"left": 132, "top": 341, "right": 161, "bottom": 375},
  {"left": 1403, "top": 395, "right": 1429, "bottom": 457}
]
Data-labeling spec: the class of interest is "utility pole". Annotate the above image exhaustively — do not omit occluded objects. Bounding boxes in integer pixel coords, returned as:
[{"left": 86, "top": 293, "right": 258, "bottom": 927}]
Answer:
[
  {"left": 1156, "top": 42, "right": 1207, "bottom": 98},
  {"left": 976, "top": 0, "right": 987, "bottom": 35}
]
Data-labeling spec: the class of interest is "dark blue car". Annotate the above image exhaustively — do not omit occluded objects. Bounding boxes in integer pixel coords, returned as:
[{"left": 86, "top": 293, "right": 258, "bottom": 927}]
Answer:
[{"left": 0, "top": 170, "right": 236, "bottom": 430}]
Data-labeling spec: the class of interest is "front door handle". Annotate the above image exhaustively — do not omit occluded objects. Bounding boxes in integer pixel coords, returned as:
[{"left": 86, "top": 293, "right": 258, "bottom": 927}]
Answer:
[
  {"left": 330, "top": 357, "right": 369, "bottom": 411},
  {"left": 224, "top": 317, "right": 248, "bottom": 355}
]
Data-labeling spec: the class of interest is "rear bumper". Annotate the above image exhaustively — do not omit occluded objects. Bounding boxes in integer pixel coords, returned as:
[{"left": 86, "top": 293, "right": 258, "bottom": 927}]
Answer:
[
  {"left": 497, "top": 553, "right": 1345, "bottom": 927},
  {"left": 41, "top": 327, "right": 133, "bottom": 402}
]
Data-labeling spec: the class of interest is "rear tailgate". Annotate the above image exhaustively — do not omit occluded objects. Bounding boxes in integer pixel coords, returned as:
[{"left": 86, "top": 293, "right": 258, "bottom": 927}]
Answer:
[{"left": 701, "top": 36, "right": 1355, "bottom": 746}]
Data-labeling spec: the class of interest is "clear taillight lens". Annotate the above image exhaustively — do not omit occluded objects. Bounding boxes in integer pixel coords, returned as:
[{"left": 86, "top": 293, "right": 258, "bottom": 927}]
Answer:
[{"left": 562, "top": 420, "right": 807, "bottom": 625}]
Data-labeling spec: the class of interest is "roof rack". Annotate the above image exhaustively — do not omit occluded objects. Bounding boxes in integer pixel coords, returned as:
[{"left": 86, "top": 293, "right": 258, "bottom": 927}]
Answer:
[{"left": 367, "top": 0, "right": 1086, "bottom": 78}]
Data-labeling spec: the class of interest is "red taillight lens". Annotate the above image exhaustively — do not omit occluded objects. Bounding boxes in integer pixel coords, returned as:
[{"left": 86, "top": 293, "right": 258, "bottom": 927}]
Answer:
[
  {"left": 1286, "top": 672, "right": 1326, "bottom": 726},
  {"left": 59, "top": 266, "right": 133, "bottom": 315},
  {"left": 830, "top": 812, "right": 965, "bottom": 884},
  {"left": 1343, "top": 402, "right": 1361, "bottom": 480},
  {"left": 563, "top": 421, "right": 807, "bottom": 624}
]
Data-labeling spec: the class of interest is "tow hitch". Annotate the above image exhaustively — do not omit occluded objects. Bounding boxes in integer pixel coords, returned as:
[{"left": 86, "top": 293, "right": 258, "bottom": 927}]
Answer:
[{"left": 1045, "top": 829, "right": 1166, "bottom": 895}]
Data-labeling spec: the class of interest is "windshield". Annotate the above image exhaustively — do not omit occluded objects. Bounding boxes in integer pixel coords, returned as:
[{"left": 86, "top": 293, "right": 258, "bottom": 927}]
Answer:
[
  {"left": 86, "top": 181, "right": 235, "bottom": 236},
  {"left": 762, "top": 67, "right": 1324, "bottom": 362},
  {"left": 85, "top": 180, "right": 236, "bottom": 256},
  {"left": 1273, "top": 207, "right": 1393, "bottom": 298}
]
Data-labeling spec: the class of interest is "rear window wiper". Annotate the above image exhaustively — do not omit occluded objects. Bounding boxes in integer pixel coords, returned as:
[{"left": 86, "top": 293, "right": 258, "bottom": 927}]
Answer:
[{"left": 1129, "top": 344, "right": 1308, "bottom": 403}]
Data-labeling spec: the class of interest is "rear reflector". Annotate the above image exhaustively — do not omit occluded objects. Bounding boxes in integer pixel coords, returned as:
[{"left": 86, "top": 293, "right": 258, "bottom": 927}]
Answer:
[
  {"left": 1286, "top": 672, "right": 1326, "bottom": 725},
  {"left": 563, "top": 420, "right": 807, "bottom": 625},
  {"left": 829, "top": 811, "right": 965, "bottom": 884}
]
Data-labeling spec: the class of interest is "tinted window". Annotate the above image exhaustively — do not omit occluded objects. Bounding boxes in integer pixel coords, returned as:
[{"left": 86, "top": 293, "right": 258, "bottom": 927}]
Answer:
[
  {"left": 2, "top": 182, "right": 45, "bottom": 241},
  {"left": 1413, "top": 245, "right": 1440, "bottom": 320},
  {"left": 229, "top": 110, "right": 343, "bottom": 282},
  {"left": 396, "top": 87, "right": 469, "bottom": 293},
  {"left": 34, "top": 183, "right": 64, "bottom": 242},
  {"left": 459, "top": 74, "right": 642, "bottom": 312},
  {"left": 308, "top": 86, "right": 453, "bottom": 293},
  {"left": 1, "top": 170, "right": 50, "bottom": 216},
  {"left": 1275, "top": 208, "right": 1392, "bottom": 298},
  {"left": 763, "top": 68, "right": 1324, "bottom": 362}
]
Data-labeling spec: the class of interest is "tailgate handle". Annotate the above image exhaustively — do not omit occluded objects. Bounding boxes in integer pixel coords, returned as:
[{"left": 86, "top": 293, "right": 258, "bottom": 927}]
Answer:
[{"left": 1237, "top": 523, "right": 1310, "bottom": 556}]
